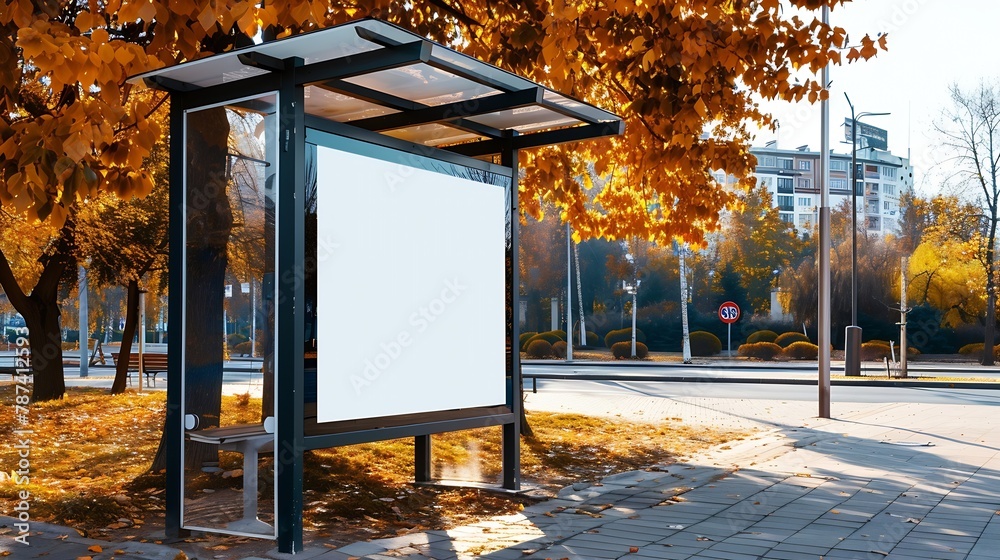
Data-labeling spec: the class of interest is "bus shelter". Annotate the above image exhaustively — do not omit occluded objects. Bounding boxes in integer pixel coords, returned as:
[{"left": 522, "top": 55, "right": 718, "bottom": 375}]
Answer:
[{"left": 130, "top": 18, "right": 622, "bottom": 553}]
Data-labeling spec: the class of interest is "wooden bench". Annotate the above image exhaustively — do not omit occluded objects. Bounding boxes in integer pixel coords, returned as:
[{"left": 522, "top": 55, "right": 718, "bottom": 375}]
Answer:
[
  {"left": 186, "top": 416, "right": 275, "bottom": 534},
  {"left": 0, "top": 354, "right": 31, "bottom": 379},
  {"left": 111, "top": 352, "right": 168, "bottom": 387}
]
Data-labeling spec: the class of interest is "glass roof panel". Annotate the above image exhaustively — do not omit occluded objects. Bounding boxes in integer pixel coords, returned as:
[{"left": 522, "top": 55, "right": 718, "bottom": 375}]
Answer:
[
  {"left": 542, "top": 90, "right": 617, "bottom": 124},
  {"left": 128, "top": 18, "right": 622, "bottom": 148},
  {"left": 429, "top": 48, "right": 536, "bottom": 93},
  {"left": 382, "top": 124, "right": 483, "bottom": 146},
  {"left": 343, "top": 63, "right": 500, "bottom": 107},
  {"left": 303, "top": 85, "right": 400, "bottom": 122},
  {"left": 468, "top": 106, "right": 581, "bottom": 133}
]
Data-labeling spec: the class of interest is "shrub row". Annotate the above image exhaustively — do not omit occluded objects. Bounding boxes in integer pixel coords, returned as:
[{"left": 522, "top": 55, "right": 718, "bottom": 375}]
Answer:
[
  {"left": 738, "top": 341, "right": 820, "bottom": 361},
  {"left": 746, "top": 330, "right": 810, "bottom": 347},
  {"left": 604, "top": 328, "right": 646, "bottom": 348},
  {"left": 958, "top": 342, "right": 1000, "bottom": 360},
  {"left": 611, "top": 341, "right": 648, "bottom": 359}
]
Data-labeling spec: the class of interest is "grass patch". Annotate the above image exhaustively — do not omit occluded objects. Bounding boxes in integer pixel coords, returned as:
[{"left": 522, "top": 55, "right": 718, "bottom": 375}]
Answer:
[{"left": 0, "top": 386, "right": 750, "bottom": 543}]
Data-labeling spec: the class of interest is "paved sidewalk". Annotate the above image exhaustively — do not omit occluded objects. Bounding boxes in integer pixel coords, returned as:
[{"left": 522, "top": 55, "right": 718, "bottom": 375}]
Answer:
[
  {"left": 299, "top": 397, "right": 1000, "bottom": 560},
  {"left": 5, "top": 388, "right": 1000, "bottom": 559}
]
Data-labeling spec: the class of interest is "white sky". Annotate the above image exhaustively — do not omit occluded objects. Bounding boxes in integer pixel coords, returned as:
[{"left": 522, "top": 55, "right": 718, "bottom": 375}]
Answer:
[{"left": 755, "top": 0, "right": 1000, "bottom": 196}]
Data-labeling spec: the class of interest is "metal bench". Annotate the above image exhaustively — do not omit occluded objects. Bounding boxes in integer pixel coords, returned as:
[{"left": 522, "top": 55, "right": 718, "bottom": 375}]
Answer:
[{"left": 186, "top": 416, "right": 275, "bottom": 534}]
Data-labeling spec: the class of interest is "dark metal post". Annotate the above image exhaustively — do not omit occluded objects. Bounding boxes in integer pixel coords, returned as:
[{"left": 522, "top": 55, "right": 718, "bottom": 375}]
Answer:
[
  {"left": 414, "top": 435, "right": 432, "bottom": 483},
  {"left": 501, "top": 131, "right": 521, "bottom": 491},
  {"left": 165, "top": 90, "right": 187, "bottom": 539},
  {"left": 276, "top": 58, "right": 306, "bottom": 554},
  {"left": 844, "top": 94, "right": 861, "bottom": 377}
]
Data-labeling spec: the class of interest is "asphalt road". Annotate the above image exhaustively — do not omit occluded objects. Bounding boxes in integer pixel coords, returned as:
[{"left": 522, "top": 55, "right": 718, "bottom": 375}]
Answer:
[
  {"left": 530, "top": 377, "right": 1000, "bottom": 406},
  {"left": 523, "top": 360, "right": 1000, "bottom": 379}
]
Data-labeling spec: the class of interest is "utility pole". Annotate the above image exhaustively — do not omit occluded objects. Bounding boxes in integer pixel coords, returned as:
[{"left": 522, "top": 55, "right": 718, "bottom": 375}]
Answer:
[
  {"left": 566, "top": 222, "right": 573, "bottom": 361},
  {"left": 79, "top": 265, "right": 88, "bottom": 378},
  {"left": 818, "top": 4, "right": 831, "bottom": 417},
  {"left": 679, "top": 246, "right": 692, "bottom": 364},
  {"left": 900, "top": 256, "right": 909, "bottom": 378}
]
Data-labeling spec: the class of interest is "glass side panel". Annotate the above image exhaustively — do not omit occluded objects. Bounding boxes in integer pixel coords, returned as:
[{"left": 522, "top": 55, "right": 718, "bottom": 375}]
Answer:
[{"left": 182, "top": 93, "right": 278, "bottom": 538}]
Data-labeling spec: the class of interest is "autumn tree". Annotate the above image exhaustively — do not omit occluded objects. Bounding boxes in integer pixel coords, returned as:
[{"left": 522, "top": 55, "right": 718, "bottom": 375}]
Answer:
[
  {"left": 907, "top": 196, "right": 991, "bottom": 329},
  {"left": 76, "top": 160, "right": 169, "bottom": 394},
  {"left": 779, "top": 201, "right": 900, "bottom": 337},
  {"left": 934, "top": 82, "right": 1000, "bottom": 365},
  {"left": 717, "top": 181, "right": 804, "bottom": 315},
  {"left": 2, "top": 1, "right": 882, "bottom": 402}
]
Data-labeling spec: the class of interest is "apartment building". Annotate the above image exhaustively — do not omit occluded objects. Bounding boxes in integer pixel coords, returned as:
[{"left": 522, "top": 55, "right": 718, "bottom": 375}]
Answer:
[{"left": 747, "top": 141, "right": 913, "bottom": 236}]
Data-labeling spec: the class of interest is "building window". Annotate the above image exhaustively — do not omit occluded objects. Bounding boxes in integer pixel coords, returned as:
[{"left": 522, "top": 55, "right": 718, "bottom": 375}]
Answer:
[
  {"left": 798, "top": 160, "right": 811, "bottom": 170},
  {"left": 830, "top": 178, "right": 847, "bottom": 190},
  {"left": 757, "top": 176, "right": 774, "bottom": 189},
  {"left": 866, "top": 182, "right": 879, "bottom": 195},
  {"left": 798, "top": 197, "right": 812, "bottom": 207},
  {"left": 867, "top": 216, "right": 880, "bottom": 230},
  {"left": 884, "top": 201, "right": 892, "bottom": 211},
  {"left": 865, "top": 164, "right": 879, "bottom": 179},
  {"left": 777, "top": 177, "right": 793, "bottom": 193},
  {"left": 761, "top": 156, "right": 776, "bottom": 167},
  {"left": 798, "top": 214, "right": 814, "bottom": 228},
  {"left": 778, "top": 157, "right": 793, "bottom": 170},
  {"left": 797, "top": 178, "right": 811, "bottom": 189},
  {"left": 777, "top": 195, "right": 795, "bottom": 211},
  {"left": 780, "top": 212, "right": 794, "bottom": 224},
  {"left": 882, "top": 166, "right": 897, "bottom": 179},
  {"left": 884, "top": 184, "right": 896, "bottom": 196},
  {"left": 830, "top": 160, "right": 848, "bottom": 171}
]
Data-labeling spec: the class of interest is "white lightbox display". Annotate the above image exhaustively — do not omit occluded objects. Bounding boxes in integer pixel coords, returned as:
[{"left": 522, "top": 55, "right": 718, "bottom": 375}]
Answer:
[{"left": 315, "top": 145, "right": 507, "bottom": 423}]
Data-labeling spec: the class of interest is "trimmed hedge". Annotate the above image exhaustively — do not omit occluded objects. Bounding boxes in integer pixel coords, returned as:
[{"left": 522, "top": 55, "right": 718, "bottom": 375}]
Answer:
[
  {"left": 738, "top": 342, "right": 783, "bottom": 361},
  {"left": 690, "top": 330, "right": 722, "bottom": 357},
  {"left": 519, "top": 332, "right": 538, "bottom": 351},
  {"left": 746, "top": 330, "right": 778, "bottom": 344},
  {"left": 783, "top": 341, "right": 818, "bottom": 360},
  {"left": 227, "top": 332, "right": 249, "bottom": 347},
  {"left": 860, "top": 341, "right": 892, "bottom": 361},
  {"left": 528, "top": 331, "right": 565, "bottom": 346},
  {"left": 552, "top": 341, "right": 567, "bottom": 358},
  {"left": 526, "top": 339, "right": 552, "bottom": 358},
  {"left": 604, "top": 328, "right": 646, "bottom": 348},
  {"left": 958, "top": 342, "right": 1000, "bottom": 360},
  {"left": 775, "top": 332, "right": 810, "bottom": 348},
  {"left": 959, "top": 342, "right": 984, "bottom": 355},
  {"left": 611, "top": 341, "right": 648, "bottom": 359},
  {"left": 233, "top": 341, "right": 253, "bottom": 356}
]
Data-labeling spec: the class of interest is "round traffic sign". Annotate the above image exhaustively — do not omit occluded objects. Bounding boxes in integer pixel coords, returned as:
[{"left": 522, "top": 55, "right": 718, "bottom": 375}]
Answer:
[{"left": 719, "top": 301, "right": 741, "bottom": 324}]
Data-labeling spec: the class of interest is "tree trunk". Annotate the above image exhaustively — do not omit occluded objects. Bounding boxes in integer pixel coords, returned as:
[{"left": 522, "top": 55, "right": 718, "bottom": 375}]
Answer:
[
  {"left": 984, "top": 290, "right": 996, "bottom": 366},
  {"left": 0, "top": 220, "right": 77, "bottom": 402},
  {"left": 22, "top": 295, "right": 67, "bottom": 401},
  {"left": 111, "top": 279, "right": 140, "bottom": 394}
]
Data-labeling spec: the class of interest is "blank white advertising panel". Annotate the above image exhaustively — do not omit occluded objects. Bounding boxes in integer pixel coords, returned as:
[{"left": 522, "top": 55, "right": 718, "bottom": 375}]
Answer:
[{"left": 315, "top": 145, "right": 506, "bottom": 423}]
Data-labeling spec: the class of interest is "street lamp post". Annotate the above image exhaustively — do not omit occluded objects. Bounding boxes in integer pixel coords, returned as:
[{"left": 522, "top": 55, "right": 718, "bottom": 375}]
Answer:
[{"left": 843, "top": 93, "right": 889, "bottom": 377}]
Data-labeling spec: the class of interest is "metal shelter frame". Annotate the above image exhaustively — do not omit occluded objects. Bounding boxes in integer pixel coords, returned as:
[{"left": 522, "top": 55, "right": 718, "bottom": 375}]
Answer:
[{"left": 131, "top": 18, "right": 622, "bottom": 553}]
